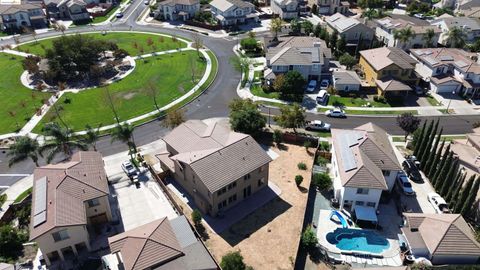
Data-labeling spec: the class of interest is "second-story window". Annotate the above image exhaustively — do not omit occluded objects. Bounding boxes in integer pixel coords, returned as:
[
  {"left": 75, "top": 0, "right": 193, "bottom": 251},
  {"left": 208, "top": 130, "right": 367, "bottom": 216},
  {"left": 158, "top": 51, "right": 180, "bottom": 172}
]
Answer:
[
  {"left": 356, "top": 188, "right": 369, "bottom": 195},
  {"left": 87, "top": 198, "right": 100, "bottom": 207},
  {"left": 52, "top": 229, "right": 70, "bottom": 242}
]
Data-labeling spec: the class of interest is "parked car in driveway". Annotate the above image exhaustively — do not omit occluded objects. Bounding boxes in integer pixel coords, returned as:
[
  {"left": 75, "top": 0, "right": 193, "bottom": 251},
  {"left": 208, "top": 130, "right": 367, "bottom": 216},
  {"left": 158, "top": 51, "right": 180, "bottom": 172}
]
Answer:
[
  {"left": 427, "top": 193, "right": 450, "bottom": 213},
  {"left": 325, "top": 108, "right": 346, "bottom": 118},
  {"left": 320, "top": 79, "right": 329, "bottom": 90},
  {"left": 305, "top": 120, "right": 331, "bottom": 131},
  {"left": 121, "top": 161, "right": 137, "bottom": 177},
  {"left": 316, "top": 90, "right": 329, "bottom": 104},
  {"left": 402, "top": 159, "right": 422, "bottom": 182},
  {"left": 306, "top": 80, "right": 317, "bottom": 93},
  {"left": 397, "top": 173, "right": 415, "bottom": 196}
]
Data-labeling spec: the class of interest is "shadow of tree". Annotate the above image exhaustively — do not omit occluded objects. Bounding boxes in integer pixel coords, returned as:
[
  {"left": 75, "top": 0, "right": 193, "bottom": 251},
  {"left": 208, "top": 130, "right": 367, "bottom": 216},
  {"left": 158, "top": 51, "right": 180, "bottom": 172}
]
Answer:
[
  {"left": 195, "top": 224, "right": 210, "bottom": 241},
  {"left": 297, "top": 186, "right": 309, "bottom": 194}
]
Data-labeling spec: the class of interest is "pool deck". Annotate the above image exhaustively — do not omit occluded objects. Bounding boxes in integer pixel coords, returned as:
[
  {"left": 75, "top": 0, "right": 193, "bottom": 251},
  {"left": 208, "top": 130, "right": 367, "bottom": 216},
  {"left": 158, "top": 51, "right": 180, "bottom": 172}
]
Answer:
[{"left": 316, "top": 210, "right": 403, "bottom": 267}]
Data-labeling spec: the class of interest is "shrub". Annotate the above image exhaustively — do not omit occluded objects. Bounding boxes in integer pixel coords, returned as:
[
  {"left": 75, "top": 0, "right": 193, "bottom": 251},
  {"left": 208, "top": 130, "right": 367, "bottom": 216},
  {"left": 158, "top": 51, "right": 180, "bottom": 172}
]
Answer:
[
  {"left": 221, "top": 251, "right": 247, "bottom": 270},
  {"left": 297, "top": 162, "right": 307, "bottom": 170},
  {"left": 0, "top": 225, "right": 28, "bottom": 261},
  {"left": 303, "top": 140, "right": 312, "bottom": 149},
  {"left": 319, "top": 141, "right": 330, "bottom": 151},
  {"left": 273, "top": 129, "right": 283, "bottom": 145},
  {"left": 373, "top": 95, "right": 387, "bottom": 103},
  {"left": 191, "top": 209, "right": 202, "bottom": 226},
  {"left": 312, "top": 173, "right": 332, "bottom": 190},
  {"left": 316, "top": 156, "right": 329, "bottom": 166},
  {"left": 63, "top": 97, "right": 71, "bottom": 104},
  {"left": 0, "top": 194, "right": 6, "bottom": 207},
  {"left": 295, "top": 175, "right": 304, "bottom": 186},
  {"left": 301, "top": 225, "right": 318, "bottom": 250},
  {"left": 240, "top": 37, "right": 258, "bottom": 51}
]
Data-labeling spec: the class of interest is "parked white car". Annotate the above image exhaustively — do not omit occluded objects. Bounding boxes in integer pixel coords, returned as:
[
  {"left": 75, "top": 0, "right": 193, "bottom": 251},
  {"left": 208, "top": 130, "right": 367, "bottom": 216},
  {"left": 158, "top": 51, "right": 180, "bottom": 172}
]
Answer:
[
  {"left": 305, "top": 120, "right": 331, "bottom": 131},
  {"left": 396, "top": 173, "right": 415, "bottom": 196},
  {"left": 121, "top": 161, "right": 137, "bottom": 177},
  {"left": 316, "top": 90, "right": 329, "bottom": 104},
  {"left": 325, "top": 108, "right": 346, "bottom": 118},
  {"left": 306, "top": 80, "right": 317, "bottom": 93},
  {"left": 427, "top": 193, "right": 450, "bottom": 214}
]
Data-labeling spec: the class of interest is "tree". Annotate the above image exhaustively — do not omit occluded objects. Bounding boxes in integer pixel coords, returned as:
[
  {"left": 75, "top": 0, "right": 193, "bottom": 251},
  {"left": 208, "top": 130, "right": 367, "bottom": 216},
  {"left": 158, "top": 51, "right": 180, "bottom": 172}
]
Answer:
[
  {"left": 290, "top": 19, "right": 302, "bottom": 35},
  {"left": 270, "top": 18, "right": 283, "bottom": 40},
  {"left": 22, "top": 55, "right": 40, "bottom": 75},
  {"left": 111, "top": 123, "right": 137, "bottom": 159},
  {"left": 329, "top": 30, "right": 338, "bottom": 51},
  {"left": 423, "top": 28, "right": 436, "bottom": 48},
  {"left": 273, "top": 74, "right": 285, "bottom": 92},
  {"left": 8, "top": 110, "right": 19, "bottom": 130},
  {"left": 188, "top": 54, "right": 199, "bottom": 84},
  {"left": 191, "top": 209, "right": 202, "bottom": 226},
  {"left": 312, "top": 173, "right": 332, "bottom": 190},
  {"left": 416, "top": 120, "right": 434, "bottom": 163},
  {"left": 311, "top": 3, "right": 318, "bottom": 14},
  {"left": 413, "top": 121, "right": 426, "bottom": 155},
  {"left": 397, "top": 112, "right": 421, "bottom": 140},
  {"left": 40, "top": 123, "right": 87, "bottom": 163},
  {"left": 301, "top": 225, "right": 318, "bottom": 250},
  {"left": 303, "top": 21, "right": 314, "bottom": 36},
  {"left": 143, "top": 81, "right": 162, "bottom": 114},
  {"left": 278, "top": 70, "right": 306, "bottom": 101},
  {"left": 431, "top": 144, "right": 450, "bottom": 186},
  {"left": 338, "top": 53, "right": 357, "bottom": 69},
  {"left": 454, "top": 175, "right": 475, "bottom": 213},
  {"left": 427, "top": 139, "right": 444, "bottom": 178},
  {"left": 192, "top": 33, "right": 203, "bottom": 57},
  {"left": 240, "top": 37, "right": 259, "bottom": 51},
  {"left": 461, "top": 176, "right": 480, "bottom": 216},
  {"left": 162, "top": 109, "right": 186, "bottom": 129},
  {"left": 221, "top": 251, "right": 247, "bottom": 270},
  {"left": 295, "top": 175, "right": 304, "bottom": 186},
  {"left": 445, "top": 170, "right": 464, "bottom": 202},
  {"left": 362, "top": 8, "right": 377, "bottom": 22},
  {"left": 52, "top": 22, "right": 67, "bottom": 35},
  {"left": 274, "top": 103, "right": 306, "bottom": 133},
  {"left": 393, "top": 27, "right": 415, "bottom": 48},
  {"left": 335, "top": 35, "right": 347, "bottom": 57},
  {"left": 273, "top": 129, "right": 283, "bottom": 145},
  {"left": 102, "top": 87, "right": 121, "bottom": 125},
  {"left": 433, "top": 150, "right": 453, "bottom": 190},
  {"left": 420, "top": 120, "right": 439, "bottom": 168},
  {"left": 439, "top": 158, "right": 459, "bottom": 197},
  {"left": 229, "top": 56, "right": 251, "bottom": 75},
  {"left": 8, "top": 136, "right": 40, "bottom": 167},
  {"left": 229, "top": 99, "right": 266, "bottom": 135},
  {"left": 83, "top": 124, "right": 101, "bottom": 151},
  {"left": 0, "top": 225, "right": 27, "bottom": 260},
  {"left": 423, "top": 129, "right": 442, "bottom": 176},
  {"left": 446, "top": 27, "right": 467, "bottom": 48}
]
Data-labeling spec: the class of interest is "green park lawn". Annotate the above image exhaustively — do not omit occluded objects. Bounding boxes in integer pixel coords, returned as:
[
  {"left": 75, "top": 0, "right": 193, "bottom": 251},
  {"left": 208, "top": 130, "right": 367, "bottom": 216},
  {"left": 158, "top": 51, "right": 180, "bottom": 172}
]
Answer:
[
  {"left": 0, "top": 53, "right": 50, "bottom": 134},
  {"left": 34, "top": 50, "right": 207, "bottom": 132},
  {"left": 16, "top": 32, "right": 187, "bottom": 56},
  {"left": 327, "top": 95, "right": 391, "bottom": 108}
]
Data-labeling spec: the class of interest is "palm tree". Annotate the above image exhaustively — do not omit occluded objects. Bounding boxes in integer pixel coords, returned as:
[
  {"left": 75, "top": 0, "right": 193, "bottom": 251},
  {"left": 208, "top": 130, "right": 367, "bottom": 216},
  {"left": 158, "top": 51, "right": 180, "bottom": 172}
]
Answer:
[
  {"left": 393, "top": 27, "right": 415, "bottom": 49},
  {"left": 422, "top": 28, "right": 436, "bottom": 48},
  {"left": 270, "top": 18, "right": 283, "bottom": 40},
  {"left": 8, "top": 136, "right": 40, "bottom": 167},
  {"left": 362, "top": 8, "right": 376, "bottom": 23},
  {"left": 111, "top": 123, "right": 137, "bottom": 159},
  {"left": 446, "top": 26, "right": 467, "bottom": 48},
  {"left": 40, "top": 122, "right": 87, "bottom": 163},
  {"left": 83, "top": 124, "right": 101, "bottom": 151}
]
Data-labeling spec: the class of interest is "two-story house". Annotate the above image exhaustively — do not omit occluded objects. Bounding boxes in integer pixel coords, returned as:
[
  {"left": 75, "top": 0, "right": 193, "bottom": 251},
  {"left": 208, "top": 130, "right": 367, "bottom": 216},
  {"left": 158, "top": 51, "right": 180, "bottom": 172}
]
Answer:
[
  {"left": 455, "top": 0, "right": 480, "bottom": 18},
  {"left": 308, "top": 0, "right": 349, "bottom": 14},
  {"left": 0, "top": 2, "right": 46, "bottom": 31},
  {"left": 156, "top": 120, "right": 272, "bottom": 217},
  {"left": 209, "top": 0, "right": 258, "bottom": 26},
  {"left": 264, "top": 36, "right": 331, "bottom": 83},
  {"left": 430, "top": 17, "right": 480, "bottom": 46},
  {"left": 156, "top": 0, "right": 200, "bottom": 21},
  {"left": 450, "top": 127, "right": 480, "bottom": 177},
  {"left": 29, "top": 151, "right": 112, "bottom": 266},
  {"left": 359, "top": 47, "right": 418, "bottom": 97},
  {"left": 326, "top": 13, "right": 374, "bottom": 47},
  {"left": 271, "top": 0, "right": 298, "bottom": 19},
  {"left": 410, "top": 48, "right": 480, "bottom": 98},
  {"left": 375, "top": 16, "right": 441, "bottom": 49},
  {"left": 331, "top": 123, "right": 401, "bottom": 216},
  {"left": 44, "top": 0, "right": 90, "bottom": 23}
]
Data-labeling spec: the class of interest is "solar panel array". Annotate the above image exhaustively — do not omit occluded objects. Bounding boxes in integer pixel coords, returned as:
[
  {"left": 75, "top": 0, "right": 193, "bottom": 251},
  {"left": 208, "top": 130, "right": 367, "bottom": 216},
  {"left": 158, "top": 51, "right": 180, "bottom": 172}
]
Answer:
[
  {"left": 425, "top": 56, "right": 439, "bottom": 65},
  {"left": 33, "top": 176, "right": 47, "bottom": 228},
  {"left": 338, "top": 132, "right": 361, "bottom": 172},
  {"left": 455, "top": 60, "right": 468, "bottom": 68},
  {"left": 440, "top": 55, "right": 454, "bottom": 61}
]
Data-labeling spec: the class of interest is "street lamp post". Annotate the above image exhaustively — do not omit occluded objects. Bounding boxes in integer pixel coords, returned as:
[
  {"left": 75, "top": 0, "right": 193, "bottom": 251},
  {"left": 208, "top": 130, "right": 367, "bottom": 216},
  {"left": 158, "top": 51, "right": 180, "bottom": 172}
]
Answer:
[
  {"left": 446, "top": 90, "right": 456, "bottom": 114},
  {"left": 267, "top": 106, "right": 271, "bottom": 127}
]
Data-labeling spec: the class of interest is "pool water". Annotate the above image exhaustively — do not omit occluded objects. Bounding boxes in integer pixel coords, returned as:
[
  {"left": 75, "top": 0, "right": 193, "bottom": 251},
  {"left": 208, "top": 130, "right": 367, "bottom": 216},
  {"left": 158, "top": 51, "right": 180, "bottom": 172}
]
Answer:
[{"left": 326, "top": 228, "right": 389, "bottom": 254}]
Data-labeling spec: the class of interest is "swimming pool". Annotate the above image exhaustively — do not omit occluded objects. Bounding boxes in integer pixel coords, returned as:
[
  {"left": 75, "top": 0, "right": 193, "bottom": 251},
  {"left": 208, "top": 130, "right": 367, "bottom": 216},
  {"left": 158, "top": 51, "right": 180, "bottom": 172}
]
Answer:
[{"left": 326, "top": 228, "right": 389, "bottom": 254}]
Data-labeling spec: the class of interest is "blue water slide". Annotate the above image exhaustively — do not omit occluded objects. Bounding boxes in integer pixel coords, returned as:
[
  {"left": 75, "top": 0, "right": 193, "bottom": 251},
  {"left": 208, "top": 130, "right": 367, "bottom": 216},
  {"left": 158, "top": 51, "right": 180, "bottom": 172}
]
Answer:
[{"left": 330, "top": 210, "right": 348, "bottom": 228}]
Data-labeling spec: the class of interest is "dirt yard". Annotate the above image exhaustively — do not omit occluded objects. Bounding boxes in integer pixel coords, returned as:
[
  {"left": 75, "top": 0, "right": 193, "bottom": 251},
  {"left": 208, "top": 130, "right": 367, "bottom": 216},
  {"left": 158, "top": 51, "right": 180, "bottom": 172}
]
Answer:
[{"left": 201, "top": 143, "right": 314, "bottom": 269}]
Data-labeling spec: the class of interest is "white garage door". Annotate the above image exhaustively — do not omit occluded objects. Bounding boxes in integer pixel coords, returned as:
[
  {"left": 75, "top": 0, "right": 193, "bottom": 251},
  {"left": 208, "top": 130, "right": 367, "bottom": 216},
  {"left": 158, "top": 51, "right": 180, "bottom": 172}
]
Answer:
[{"left": 433, "top": 82, "right": 461, "bottom": 93}]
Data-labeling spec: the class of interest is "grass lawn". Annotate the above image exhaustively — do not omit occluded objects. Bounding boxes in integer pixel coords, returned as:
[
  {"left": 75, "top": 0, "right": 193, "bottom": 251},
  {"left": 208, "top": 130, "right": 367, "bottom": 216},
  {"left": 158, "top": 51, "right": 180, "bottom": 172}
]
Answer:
[
  {"left": 250, "top": 84, "right": 280, "bottom": 99},
  {"left": 0, "top": 53, "right": 50, "bottom": 134},
  {"left": 426, "top": 95, "right": 442, "bottom": 106},
  {"left": 34, "top": 50, "right": 207, "bottom": 132},
  {"left": 16, "top": 32, "right": 187, "bottom": 56},
  {"left": 328, "top": 95, "right": 391, "bottom": 108},
  {"left": 14, "top": 187, "right": 32, "bottom": 203},
  {"left": 91, "top": 5, "right": 120, "bottom": 24}
]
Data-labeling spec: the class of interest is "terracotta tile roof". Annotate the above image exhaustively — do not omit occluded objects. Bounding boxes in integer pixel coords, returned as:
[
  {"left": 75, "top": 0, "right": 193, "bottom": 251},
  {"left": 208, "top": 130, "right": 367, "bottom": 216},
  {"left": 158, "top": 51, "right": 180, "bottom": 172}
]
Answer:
[
  {"left": 403, "top": 213, "right": 480, "bottom": 257},
  {"left": 29, "top": 151, "right": 109, "bottom": 240},
  {"left": 375, "top": 77, "right": 412, "bottom": 92},
  {"left": 360, "top": 47, "right": 417, "bottom": 71}
]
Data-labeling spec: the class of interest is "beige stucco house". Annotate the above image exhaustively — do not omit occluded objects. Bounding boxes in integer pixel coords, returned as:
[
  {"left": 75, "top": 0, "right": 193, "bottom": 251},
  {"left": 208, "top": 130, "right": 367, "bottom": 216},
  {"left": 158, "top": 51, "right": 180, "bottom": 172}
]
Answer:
[
  {"left": 29, "top": 151, "right": 112, "bottom": 266},
  {"left": 157, "top": 120, "right": 272, "bottom": 217}
]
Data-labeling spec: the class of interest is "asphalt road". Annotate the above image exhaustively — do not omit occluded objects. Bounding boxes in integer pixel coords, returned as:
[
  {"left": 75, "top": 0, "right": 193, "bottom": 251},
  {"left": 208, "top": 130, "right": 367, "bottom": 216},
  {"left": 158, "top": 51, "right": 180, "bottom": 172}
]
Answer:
[{"left": 0, "top": 3, "right": 478, "bottom": 180}]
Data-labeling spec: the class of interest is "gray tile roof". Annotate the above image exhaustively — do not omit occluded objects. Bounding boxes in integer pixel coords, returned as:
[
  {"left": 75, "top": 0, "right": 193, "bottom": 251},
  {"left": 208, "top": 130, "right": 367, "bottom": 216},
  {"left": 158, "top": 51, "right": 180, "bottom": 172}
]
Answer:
[
  {"left": 433, "top": 16, "right": 480, "bottom": 31},
  {"left": 0, "top": 2, "right": 42, "bottom": 14},
  {"left": 333, "top": 70, "right": 361, "bottom": 85},
  {"left": 210, "top": 0, "right": 253, "bottom": 12},
  {"left": 29, "top": 151, "right": 109, "bottom": 240},
  {"left": 266, "top": 36, "right": 330, "bottom": 67},
  {"left": 164, "top": 120, "right": 272, "bottom": 193},
  {"left": 326, "top": 12, "right": 361, "bottom": 32}
]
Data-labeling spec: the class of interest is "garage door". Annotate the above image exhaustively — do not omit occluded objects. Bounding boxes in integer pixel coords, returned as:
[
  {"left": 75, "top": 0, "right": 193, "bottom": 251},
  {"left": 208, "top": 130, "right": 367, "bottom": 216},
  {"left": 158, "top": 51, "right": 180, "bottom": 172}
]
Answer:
[{"left": 434, "top": 82, "right": 461, "bottom": 93}]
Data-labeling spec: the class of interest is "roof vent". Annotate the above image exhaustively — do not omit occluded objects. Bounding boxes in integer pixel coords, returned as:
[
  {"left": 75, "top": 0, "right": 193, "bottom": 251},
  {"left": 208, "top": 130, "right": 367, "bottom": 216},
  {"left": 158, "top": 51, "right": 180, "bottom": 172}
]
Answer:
[{"left": 82, "top": 189, "right": 86, "bottom": 193}]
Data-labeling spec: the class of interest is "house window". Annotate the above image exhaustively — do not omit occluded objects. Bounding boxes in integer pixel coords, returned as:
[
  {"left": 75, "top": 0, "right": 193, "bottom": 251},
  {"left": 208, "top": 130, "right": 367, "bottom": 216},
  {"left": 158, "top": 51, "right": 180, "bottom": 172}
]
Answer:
[
  {"left": 367, "top": 202, "right": 376, "bottom": 207},
  {"left": 356, "top": 188, "right": 369, "bottom": 195},
  {"left": 228, "top": 181, "right": 237, "bottom": 190},
  {"left": 355, "top": 201, "right": 364, "bottom": 206},
  {"left": 258, "top": 177, "right": 265, "bottom": 187},
  {"left": 217, "top": 200, "right": 227, "bottom": 210},
  {"left": 244, "top": 174, "right": 251, "bottom": 180},
  {"left": 218, "top": 187, "right": 227, "bottom": 196},
  {"left": 52, "top": 229, "right": 70, "bottom": 242},
  {"left": 228, "top": 194, "right": 237, "bottom": 203},
  {"left": 87, "top": 198, "right": 100, "bottom": 207},
  {"left": 258, "top": 166, "right": 264, "bottom": 173},
  {"left": 382, "top": 170, "right": 390, "bottom": 177}
]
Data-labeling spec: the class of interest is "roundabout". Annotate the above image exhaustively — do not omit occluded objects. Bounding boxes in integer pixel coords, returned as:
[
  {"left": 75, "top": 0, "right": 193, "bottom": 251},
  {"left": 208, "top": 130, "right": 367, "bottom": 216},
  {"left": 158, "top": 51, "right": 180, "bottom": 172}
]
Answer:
[{"left": 0, "top": 31, "right": 217, "bottom": 134}]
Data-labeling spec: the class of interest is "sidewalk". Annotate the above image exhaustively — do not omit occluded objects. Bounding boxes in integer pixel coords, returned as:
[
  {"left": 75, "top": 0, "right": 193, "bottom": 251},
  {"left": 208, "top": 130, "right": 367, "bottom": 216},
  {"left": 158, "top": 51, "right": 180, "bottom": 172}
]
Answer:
[{"left": 0, "top": 175, "right": 33, "bottom": 220}]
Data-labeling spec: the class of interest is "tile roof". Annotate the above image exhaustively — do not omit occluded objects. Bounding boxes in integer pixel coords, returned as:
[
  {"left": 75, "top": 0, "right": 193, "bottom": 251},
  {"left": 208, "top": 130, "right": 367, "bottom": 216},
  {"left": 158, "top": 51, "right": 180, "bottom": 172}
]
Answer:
[
  {"left": 0, "top": 2, "right": 42, "bottom": 14},
  {"left": 410, "top": 48, "right": 480, "bottom": 74},
  {"left": 266, "top": 36, "right": 331, "bottom": 66},
  {"left": 331, "top": 123, "right": 401, "bottom": 190},
  {"left": 403, "top": 213, "right": 480, "bottom": 257},
  {"left": 333, "top": 70, "right": 361, "bottom": 85},
  {"left": 375, "top": 77, "right": 412, "bottom": 92},
  {"left": 432, "top": 16, "right": 480, "bottom": 31},
  {"left": 210, "top": 0, "right": 253, "bottom": 12},
  {"left": 163, "top": 120, "right": 272, "bottom": 193},
  {"left": 29, "top": 151, "right": 109, "bottom": 240},
  {"left": 326, "top": 12, "right": 362, "bottom": 33},
  {"left": 360, "top": 47, "right": 417, "bottom": 71},
  {"left": 159, "top": 0, "right": 199, "bottom": 6},
  {"left": 376, "top": 16, "right": 440, "bottom": 34}
]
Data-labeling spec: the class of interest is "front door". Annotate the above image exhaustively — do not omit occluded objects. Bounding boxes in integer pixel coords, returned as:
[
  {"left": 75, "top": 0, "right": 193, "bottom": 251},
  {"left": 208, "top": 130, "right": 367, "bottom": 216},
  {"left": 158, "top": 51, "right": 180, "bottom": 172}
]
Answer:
[{"left": 243, "top": 185, "right": 251, "bottom": 199}]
